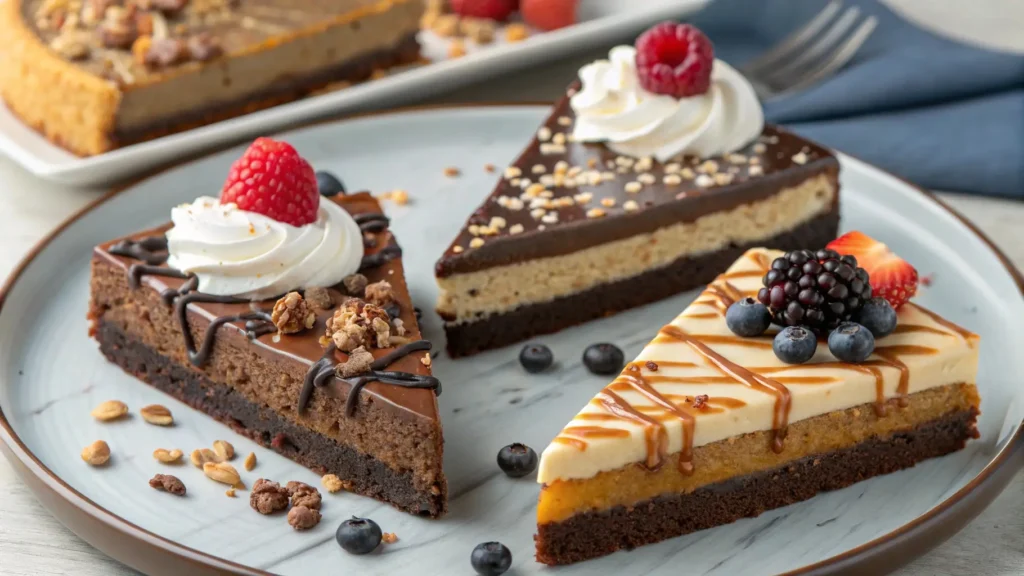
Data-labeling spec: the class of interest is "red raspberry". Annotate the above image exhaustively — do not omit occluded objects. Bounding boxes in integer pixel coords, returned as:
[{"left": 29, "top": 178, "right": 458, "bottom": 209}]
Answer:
[
  {"left": 521, "top": 0, "right": 578, "bottom": 31},
  {"left": 634, "top": 22, "right": 714, "bottom": 98},
  {"left": 450, "top": 0, "right": 516, "bottom": 21},
  {"left": 220, "top": 137, "right": 319, "bottom": 227}
]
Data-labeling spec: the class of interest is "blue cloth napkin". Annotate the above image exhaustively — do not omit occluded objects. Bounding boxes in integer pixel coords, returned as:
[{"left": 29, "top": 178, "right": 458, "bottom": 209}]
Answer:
[{"left": 687, "top": 0, "right": 1024, "bottom": 198}]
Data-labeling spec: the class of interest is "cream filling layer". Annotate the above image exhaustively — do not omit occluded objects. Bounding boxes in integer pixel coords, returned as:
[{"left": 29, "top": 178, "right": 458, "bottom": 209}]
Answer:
[
  {"left": 437, "top": 175, "right": 835, "bottom": 323},
  {"left": 537, "top": 248, "right": 980, "bottom": 484}
]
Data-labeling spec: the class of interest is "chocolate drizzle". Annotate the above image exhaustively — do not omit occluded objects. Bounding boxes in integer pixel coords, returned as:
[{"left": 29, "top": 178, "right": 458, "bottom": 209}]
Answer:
[
  {"left": 296, "top": 339, "right": 441, "bottom": 416},
  {"left": 355, "top": 213, "right": 390, "bottom": 233},
  {"left": 174, "top": 291, "right": 274, "bottom": 366},
  {"left": 109, "top": 236, "right": 169, "bottom": 265},
  {"left": 360, "top": 244, "right": 401, "bottom": 271}
]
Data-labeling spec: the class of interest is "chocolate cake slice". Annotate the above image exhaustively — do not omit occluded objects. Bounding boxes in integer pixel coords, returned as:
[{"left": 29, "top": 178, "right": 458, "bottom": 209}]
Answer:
[
  {"left": 89, "top": 191, "right": 447, "bottom": 517},
  {"left": 435, "top": 87, "right": 840, "bottom": 357}
]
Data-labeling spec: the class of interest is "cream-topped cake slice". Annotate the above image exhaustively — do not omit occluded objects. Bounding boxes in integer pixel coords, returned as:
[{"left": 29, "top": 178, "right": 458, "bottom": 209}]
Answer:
[{"left": 535, "top": 247, "right": 980, "bottom": 566}]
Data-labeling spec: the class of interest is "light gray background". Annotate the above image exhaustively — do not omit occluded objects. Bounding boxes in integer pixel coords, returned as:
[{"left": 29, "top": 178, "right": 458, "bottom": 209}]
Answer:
[{"left": 0, "top": 1, "right": 1021, "bottom": 574}]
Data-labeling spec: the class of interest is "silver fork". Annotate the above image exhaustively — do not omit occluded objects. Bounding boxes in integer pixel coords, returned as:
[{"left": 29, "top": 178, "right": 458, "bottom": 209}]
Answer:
[{"left": 741, "top": 0, "right": 879, "bottom": 99}]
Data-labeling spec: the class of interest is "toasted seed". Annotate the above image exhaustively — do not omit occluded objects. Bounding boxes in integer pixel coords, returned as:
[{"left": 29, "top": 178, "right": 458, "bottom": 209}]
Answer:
[
  {"left": 203, "top": 461, "right": 241, "bottom": 486},
  {"left": 90, "top": 400, "right": 128, "bottom": 421},
  {"left": 81, "top": 440, "right": 110, "bottom": 466},
  {"left": 140, "top": 404, "right": 173, "bottom": 426},
  {"left": 212, "top": 440, "right": 234, "bottom": 461},
  {"left": 243, "top": 452, "right": 256, "bottom": 471},
  {"left": 153, "top": 448, "right": 183, "bottom": 463},
  {"left": 190, "top": 448, "right": 217, "bottom": 467}
]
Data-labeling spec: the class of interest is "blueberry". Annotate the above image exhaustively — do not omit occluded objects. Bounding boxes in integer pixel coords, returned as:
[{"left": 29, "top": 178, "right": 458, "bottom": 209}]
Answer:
[
  {"left": 519, "top": 344, "right": 554, "bottom": 373},
  {"left": 316, "top": 171, "right": 346, "bottom": 196},
  {"left": 773, "top": 326, "right": 817, "bottom": 364},
  {"left": 856, "top": 298, "right": 897, "bottom": 338},
  {"left": 336, "top": 517, "right": 382, "bottom": 555},
  {"left": 497, "top": 443, "right": 538, "bottom": 478},
  {"left": 471, "top": 542, "right": 512, "bottom": 576},
  {"left": 828, "top": 322, "right": 875, "bottom": 363},
  {"left": 726, "top": 297, "right": 771, "bottom": 337},
  {"left": 582, "top": 343, "right": 624, "bottom": 375}
]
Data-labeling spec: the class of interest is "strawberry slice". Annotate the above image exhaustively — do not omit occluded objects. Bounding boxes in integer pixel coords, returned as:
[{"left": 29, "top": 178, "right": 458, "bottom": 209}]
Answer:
[{"left": 826, "top": 231, "right": 918, "bottom": 309}]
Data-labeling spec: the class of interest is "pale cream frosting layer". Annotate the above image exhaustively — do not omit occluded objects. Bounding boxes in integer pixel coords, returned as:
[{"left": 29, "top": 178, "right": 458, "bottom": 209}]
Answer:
[
  {"left": 537, "top": 248, "right": 980, "bottom": 484},
  {"left": 438, "top": 175, "right": 835, "bottom": 324}
]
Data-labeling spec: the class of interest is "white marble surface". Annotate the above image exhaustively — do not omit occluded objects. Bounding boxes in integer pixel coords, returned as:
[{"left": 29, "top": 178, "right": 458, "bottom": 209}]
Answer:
[{"left": 0, "top": 1, "right": 1022, "bottom": 575}]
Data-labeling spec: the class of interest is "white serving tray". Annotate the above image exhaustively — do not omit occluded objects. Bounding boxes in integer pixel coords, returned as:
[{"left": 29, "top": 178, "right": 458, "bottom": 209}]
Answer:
[{"left": 0, "top": 0, "right": 707, "bottom": 186}]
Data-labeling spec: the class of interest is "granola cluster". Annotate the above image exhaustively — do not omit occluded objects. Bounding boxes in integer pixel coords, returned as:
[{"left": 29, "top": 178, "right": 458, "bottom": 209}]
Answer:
[
  {"left": 249, "top": 478, "right": 290, "bottom": 514},
  {"left": 271, "top": 291, "right": 316, "bottom": 334},
  {"left": 325, "top": 298, "right": 392, "bottom": 352}
]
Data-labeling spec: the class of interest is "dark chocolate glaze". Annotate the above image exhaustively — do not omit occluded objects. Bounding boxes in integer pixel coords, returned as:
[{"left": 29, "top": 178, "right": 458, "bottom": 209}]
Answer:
[
  {"left": 109, "top": 236, "right": 169, "bottom": 265},
  {"left": 435, "top": 85, "right": 840, "bottom": 277},
  {"left": 93, "top": 192, "right": 440, "bottom": 424}
]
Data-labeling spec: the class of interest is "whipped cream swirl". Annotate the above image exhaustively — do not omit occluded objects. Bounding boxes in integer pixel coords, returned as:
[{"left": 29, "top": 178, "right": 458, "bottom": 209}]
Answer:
[
  {"left": 166, "top": 196, "right": 363, "bottom": 300},
  {"left": 570, "top": 46, "right": 764, "bottom": 161}
]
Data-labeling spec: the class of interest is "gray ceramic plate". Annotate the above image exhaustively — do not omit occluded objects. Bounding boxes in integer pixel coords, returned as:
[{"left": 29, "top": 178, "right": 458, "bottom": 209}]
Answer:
[{"left": 1, "top": 105, "right": 1022, "bottom": 576}]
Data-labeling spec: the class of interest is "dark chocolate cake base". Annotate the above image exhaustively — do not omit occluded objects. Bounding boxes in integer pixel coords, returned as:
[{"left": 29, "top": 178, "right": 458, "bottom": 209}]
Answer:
[
  {"left": 444, "top": 210, "right": 840, "bottom": 357},
  {"left": 535, "top": 408, "right": 978, "bottom": 566},
  {"left": 96, "top": 320, "right": 446, "bottom": 517}
]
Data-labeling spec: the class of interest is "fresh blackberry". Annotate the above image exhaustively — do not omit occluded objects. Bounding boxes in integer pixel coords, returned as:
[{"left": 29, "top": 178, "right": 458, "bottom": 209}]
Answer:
[{"left": 757, "top": 248, "right": 872, "bottom": 334}]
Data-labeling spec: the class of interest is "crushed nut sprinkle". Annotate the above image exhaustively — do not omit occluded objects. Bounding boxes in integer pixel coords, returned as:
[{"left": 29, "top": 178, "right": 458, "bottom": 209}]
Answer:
[
  {"left": 792, "top": 152, "right": 809, "bottom": 164},
  {"left": 244, "top": 452, "right": 257, "bottom": 471},
  {"left": 713, "top": 173, "right": 734, "bottom": 186},
  {"left": 692, "top": 394, "right": 710, "bottom": 410},
  {"left": 624, "top": 181, "right": 642, "bottom": 194},
  {"left": 504, "top": 166, "right": 522, "bottom": 179},
  {"left": 645, "top": 361, "right": 659, "bottom": 371},
  {"left": 153, "top": 448, "right": 183, "bottom": 463},
  {"left": 250, "top": 479, "right": 290, "bottom": 514},
  {"left": 469, "top": 237, "right": 485, "bottom": 249},
  {"left": 753, "top": 142, "right": 768, "bottom": 154},
  {"left": 444, "top": 166, "right": 461, "bottom": 177},
  {"left": 225, "top": 488, "right": 236, "bottom": 497},
  {"left": 586, "top": 208, "right": 606, "bottom": 218},
  {"left": 213, "top": 440, "right": 235, "bottom": 461},
  {"left": 326, "top": 299, "right": 391, "bottom": 351},
  {"left": 557, "top": 116, "right": 572, "bottom": 126},
  {"left": 447, "top": 40, "right": 466, "bottom": 58},
  {"left": 140, "top": 404, "right": 173, "bottom": 426},
  {"left": 664, "top": 162, "right": 681, "bottom": 174},
  {"left": 600, "top": 198, "right": 616, "bottom": 207},
  {"left": 539, "top": 143, "right": 566, "bottom": 155},
  {"left": 379, "top": 189, "right": 409, "bottom": 205},
  {"left": 342, "top": 273, "right": 369, "bottom": 296},
  {"left": 81, "top": 440, "right": 110, "bottom": 466},
  {"left": 749, "top": 165, "right": 764, "bottom": 176},
  {"left": 364, "top": 281, "right": 395, "bottom": 307},
  {"left": 91, "top": 400, "right": 128, "bottom": 421},
  {"left": 695, "top": 174, "right": 714, "bottom": 187},
  {"left": 288, "top": 506, "right": 321, "bottom": 531},
  {"left": 680, "top": 167, "right": 696, "bottom": 179},
  {"left": 505, "top": 22, "right": 529, "bottom": 42},
  {"left": 149, "top": 473, "right": 186, "bottom": 496},
  {"left": 190, "top": 448, "right": 218, "bottom": 467},
  {"left": 321, "top": 474, "right": 347, "bottom": 493},
  {"left": 623, "top": 200, "right": 639, "bottom": 212},
  {"left": 663, "top": 174, "right": 682, "bottom": 185},
  {"left": 508, "top": 224, "right": 525, "bottom": 235},
  {"left": 637, "top": 173, "right": 656, "bottom": 185},
  {"left": 271, "top": 292, "right": 316, "bottom": 334},
  {"left": 452, "top": 245, "right": 464, "bottom": 253}
]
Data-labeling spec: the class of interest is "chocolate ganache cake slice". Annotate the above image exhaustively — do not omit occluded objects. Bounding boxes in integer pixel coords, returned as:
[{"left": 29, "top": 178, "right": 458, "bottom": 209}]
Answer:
[
  {"left": 436, "top": 26, "right": 840, "bottom": 357},
  {"left": 88, "top": 138, "right": 446, "bottom": 517}
]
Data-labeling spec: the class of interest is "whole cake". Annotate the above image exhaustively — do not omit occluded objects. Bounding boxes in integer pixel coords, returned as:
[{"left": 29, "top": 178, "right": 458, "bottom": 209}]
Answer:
[
  {"left": 88, "top": 138, "right": 447, "bottom": 516},
  {"left": 1, "top": 0, "right": 422, "bottom": 156},
  {"left": 435, "top": 24, "right": 840, "bottom": 357},
  {"left": 534, "top": 239, "right": 981, "bottom": 565}
]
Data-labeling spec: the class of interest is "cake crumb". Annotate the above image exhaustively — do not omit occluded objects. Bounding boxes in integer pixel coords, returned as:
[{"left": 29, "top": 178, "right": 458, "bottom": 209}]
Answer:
[
  {"left": 448, "top": 40, "right": 466, "bottom": 58},
  {"left": 225, "top": 488, "right": 236, "bottom": 498},
  {"left": 149, "top": 474, "right": 186, "bottom": 496},
  {"left": 382, "top": 532, "right": 399, "bottom": 544},
  {"left": 379, "top": 189, "right": 409, "bottom": 205},
  {"left": 322, "top": 474, "right": 348, "bottom": 493},
  {"left": 505, "top": 23, "right": 529, "bottom": 42},
  {"left": 421, "top": 353, "right": 432, "bottom": 367},
  {"left": 444, "top": 166, "right": 461, "bottom": 177},
  {"left": 484, "top": 163, "right": 496, "bottom": 173},
  {"left": 271, "top": 292, "right": 316, "bottom": 334}
]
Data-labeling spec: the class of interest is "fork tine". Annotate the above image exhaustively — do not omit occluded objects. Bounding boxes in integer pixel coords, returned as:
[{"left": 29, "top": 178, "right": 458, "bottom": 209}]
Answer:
[
  {"left": 742, "top": 0, "right": 843, "bottom": 75},
  {"left": 769, "top": 16, "right": 878, "bottom": 98},
  {"left": 759, "top": 6, "right": 863, "bottom": 86}
]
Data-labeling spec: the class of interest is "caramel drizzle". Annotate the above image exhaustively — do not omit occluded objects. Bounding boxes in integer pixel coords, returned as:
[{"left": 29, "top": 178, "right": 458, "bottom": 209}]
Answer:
[
  {"left": 619, "top": 371, "right": 696, "bottom": 475},
  {"left": 660, "top": 325, "right": 792, "bottom": 453},
  {"left": 702, "top": 281, "right": 744, "bottom": 313},
  {"left": 597, "top": 389, "right": 667, "bottom": 470},
  {"left": 562, "top": 426, "right": 631, "bottom": 438},
  {"left": 906, "top": 303, "right": 977, "bottom": 341}
]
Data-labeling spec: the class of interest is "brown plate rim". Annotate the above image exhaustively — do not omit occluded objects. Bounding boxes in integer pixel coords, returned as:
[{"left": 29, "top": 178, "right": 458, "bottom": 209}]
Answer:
[{"left": 0, "top": 102, "right": 1021, "bottom": 576}]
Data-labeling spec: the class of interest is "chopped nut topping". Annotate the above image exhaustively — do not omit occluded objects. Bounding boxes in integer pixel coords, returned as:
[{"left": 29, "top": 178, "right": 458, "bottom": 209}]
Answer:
[
  {"left": 469, "top": 237, "right": 485, "bottom": 249},
  {"left": 149, "top": 473, "right": 186, "bottom": 496},
  {"left": 444, "top": 166, "right": 461, "bottom": 177},
  {"left": 539, "top": 143, "right": 566, "bottom": 155},
  {"left": 321, "top": 473, "right": 347, "bottom": 493},
  {"left": 557, "top": 116, "right": 572, "bottom": 126},
  {"left": 342, "top": 273, "right": 369, "bottom": 296},
  {"left": 250, "top": 479, "right": 290, "bottom": 514},
  {"left": 600, "top": 198, "right": 616, "bottom": 207},
  {"left": 140, "top": 404, "right": 173, "bottom": 426},
  {"left": 586, "top": 208, "right": 606, "bottom": 218},
  {"left": 531, "top": 164, "right": 546, "bottom": 174},
  {"left": 303, "top": 287, "right": 334, "bottom": 312},
  {"left": 379, "top": 189, "right": 409, "bottom": 205},
  {"left": 624, "top": 181, "right": 642, "bottom": 194},
  {"left": 692, "top": 394, "right": 710, "bottom": 410},
  {"left": 420, "top": 352, "right": 432, "bottom": 367},
  {"left": 213, "top": 440, "right": 235, "bottom": 462},
  {"left": 243, "top": 452, "right": 257, "bottom": 471},
  {"left": 749, "top": 165, "right": 764, "bottom": 176},
  {"left": 91, "top": 400, "right": 128, "bottom": 421},
  {"left": 190, "top": 448, "right": 217, "bottom": 467},
  {"left": 541, "top": 212, "right": 558, "bottom": 224},
  {"left": 288, "top": 505, "right": 321, "bottom": 530},
  {"left": 713, "top": 173, "right": 734, "bottom": 186},
  {"left": 271, "top": 292, "right": 316, "bottom": 334},
  {"left": 573, "top": 192, "right": 593, "bottom": 204},
  {"left": 504, "top": 166, "right": 522, "bottom": 179},
  {"left": 698, "top": 160, "right": 719, "bottom": 174},
  {"left": 792, "top": 152, "right": 808, "bottom": 165},
  {"left": 50, "top": 33, "right": 90, "bottom": 60},
  {"left": 364, "top": 281, "right": 395, "bottom": 307},
  {"left": 637, "top": 173, "right": 656, "bottom": 185},
  {"left": 664, "top": 162, "right": 681, "bottom": 174},
  {"left": 505, "top": 22, "right": 529, "bottom": 42},
  {"left": 623, "top": 200, "right": 639, "bottom": 212},
  {"left": 452, "top": 245, "right": 464, "bottom": 253},
  {"left": 383, "top": 532, "right": 399, "bottom": 544},
  {"left": 336, "top": 346, "right": 374, "bottom": 378},
  {"left": 187, "top": 32, "right": 222, "bottom": 61},
  {"left": 203, "top": 461, "right": 240, "bottom": 486},
  {"left": 552, "top": 133, "right": 567, "bottom": 145},
  {"left": 153, "top": 448, "right": 183, "bottom": 463},
  {"left": 81, "top": 440, "right": 110, "bottom": 466},
  {"left": 681, "top": 167, "right": 696, "bottom": 179},
  {"left": 508, "top": 223, "right": 524, "bottom": 235},
  {"left": 431, "top": 14, "right": 460, "bottom": 37},
  {"left": 663, "top": 174, "right": 682, "bottom": 185},
  {"left": 488, "top": 216, "right": 507, "bottom": 229},
  {"left": 325, "top": 299, "right": 392, "bottom": 351},
  {"left": 753, "top": 142, "right": 767, "bottom": 154},
  {"left": 695, "top": 174, "right": 714, "bottom": 187},
  {"left": 484, "top": 163, "right": 496, "bottom": 173}
]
